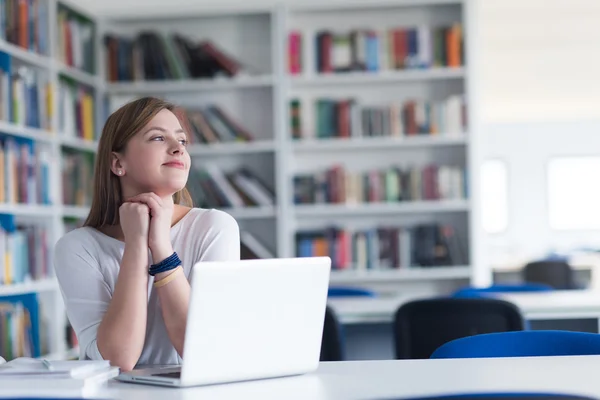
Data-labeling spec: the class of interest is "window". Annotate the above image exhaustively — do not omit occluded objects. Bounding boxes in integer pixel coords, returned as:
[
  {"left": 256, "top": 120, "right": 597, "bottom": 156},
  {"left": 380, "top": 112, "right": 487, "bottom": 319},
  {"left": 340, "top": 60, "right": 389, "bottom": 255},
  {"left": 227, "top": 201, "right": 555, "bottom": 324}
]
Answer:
[
  {"left": 481, "top": 159, "right": 508, "bottom": 234},
  {"left": 548, "top": 156, "right": 600, "bottom": 230}
]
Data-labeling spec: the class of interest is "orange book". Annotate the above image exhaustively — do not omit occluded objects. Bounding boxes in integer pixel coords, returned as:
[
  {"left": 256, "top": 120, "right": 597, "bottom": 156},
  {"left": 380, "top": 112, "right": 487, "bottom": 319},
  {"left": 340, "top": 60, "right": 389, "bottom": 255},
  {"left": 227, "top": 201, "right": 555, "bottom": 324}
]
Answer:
[
  {"left": 447, "top": 24, "right": 461, "bottom": 67},
  {"left": 313, "top": 237, "right": 329, "bottom": 257},
  {"left": 18, "top": 0, "right": 28, "bottom": 49}
]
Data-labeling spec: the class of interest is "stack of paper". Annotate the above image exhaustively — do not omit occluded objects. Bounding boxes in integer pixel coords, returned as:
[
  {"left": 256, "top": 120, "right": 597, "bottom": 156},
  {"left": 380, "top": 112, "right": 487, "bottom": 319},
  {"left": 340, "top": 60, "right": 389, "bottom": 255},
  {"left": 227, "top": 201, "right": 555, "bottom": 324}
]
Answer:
[{"left": 0, "top": 357, "right": 119, "bottom": 397}]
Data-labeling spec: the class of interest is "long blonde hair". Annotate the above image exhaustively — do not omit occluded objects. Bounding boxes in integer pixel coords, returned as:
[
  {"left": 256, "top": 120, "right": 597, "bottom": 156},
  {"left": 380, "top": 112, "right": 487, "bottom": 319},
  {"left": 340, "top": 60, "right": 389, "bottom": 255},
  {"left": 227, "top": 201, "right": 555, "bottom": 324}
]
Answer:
[{"left": 84, "top": 96, "right": 193, "bottom": 228}]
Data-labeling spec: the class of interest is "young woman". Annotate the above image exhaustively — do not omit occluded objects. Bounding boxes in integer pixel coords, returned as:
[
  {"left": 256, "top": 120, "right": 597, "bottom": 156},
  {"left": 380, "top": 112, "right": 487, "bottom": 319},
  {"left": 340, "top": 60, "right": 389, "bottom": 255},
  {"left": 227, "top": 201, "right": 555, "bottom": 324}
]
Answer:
[{"left": 53, "top": 96, "right": 240, "bottom": 371}]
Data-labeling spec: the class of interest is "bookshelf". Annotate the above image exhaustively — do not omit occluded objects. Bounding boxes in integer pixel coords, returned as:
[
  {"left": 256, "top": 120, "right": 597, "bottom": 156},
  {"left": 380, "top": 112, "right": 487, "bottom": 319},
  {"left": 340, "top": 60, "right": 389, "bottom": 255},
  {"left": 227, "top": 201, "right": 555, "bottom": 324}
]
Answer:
[
  {"left": 0, "top": 0, "right": 479, "bottom": 361},
  {"left": 0, "top": 0, "right": 102, "bottom": 361}
]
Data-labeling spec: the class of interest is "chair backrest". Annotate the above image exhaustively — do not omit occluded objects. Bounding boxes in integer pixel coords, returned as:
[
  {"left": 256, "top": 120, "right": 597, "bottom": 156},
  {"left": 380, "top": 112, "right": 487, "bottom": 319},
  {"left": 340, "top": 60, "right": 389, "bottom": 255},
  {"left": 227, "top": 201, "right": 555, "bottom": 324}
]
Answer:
[
  {"left": 430, "top": 330, "right": 600, "bottom": 359},
  {"left": 523, "top": 260, "right": 575, "bottom": 289},
  {"left": 320, "top": 305, "right": 344, "bottom": 361},
  {"left": 394, "top": 297, "right": 525, "bottom": 359},
  {"left": 453, "top": 283, "right": 553, "bottom": 298},
  {"left": 328, "top": 287, "right": 376, "bottom": 297}
]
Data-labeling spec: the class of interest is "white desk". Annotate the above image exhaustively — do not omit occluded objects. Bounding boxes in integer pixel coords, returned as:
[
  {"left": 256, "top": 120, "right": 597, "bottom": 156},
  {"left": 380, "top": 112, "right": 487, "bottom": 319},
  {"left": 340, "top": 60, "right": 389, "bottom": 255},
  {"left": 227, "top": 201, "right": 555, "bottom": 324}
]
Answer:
[
  {"left": 327, "top": 290, "right": 600, "bottom": 325},
  {"left": 95, "top": 355, "right": 600, "bottom": 400}
]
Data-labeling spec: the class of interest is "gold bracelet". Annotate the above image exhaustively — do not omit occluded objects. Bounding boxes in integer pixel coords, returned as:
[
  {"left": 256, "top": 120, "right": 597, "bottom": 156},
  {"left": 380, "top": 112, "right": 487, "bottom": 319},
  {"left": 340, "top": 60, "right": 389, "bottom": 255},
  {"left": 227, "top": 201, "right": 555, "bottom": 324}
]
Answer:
[{"left": 153, "top": 267, "right": 183, "bottom": 288}]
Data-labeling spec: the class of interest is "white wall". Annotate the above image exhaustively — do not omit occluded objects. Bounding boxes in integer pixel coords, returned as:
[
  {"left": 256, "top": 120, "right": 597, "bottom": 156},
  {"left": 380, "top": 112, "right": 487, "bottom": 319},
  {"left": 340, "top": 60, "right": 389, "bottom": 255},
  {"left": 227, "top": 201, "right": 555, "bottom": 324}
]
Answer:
[
  {"left": 478, "top": 0, "right": 600, "bottom": 123},
  {"left": 475, "top": 0, "right": 600, "bottom": 275}
]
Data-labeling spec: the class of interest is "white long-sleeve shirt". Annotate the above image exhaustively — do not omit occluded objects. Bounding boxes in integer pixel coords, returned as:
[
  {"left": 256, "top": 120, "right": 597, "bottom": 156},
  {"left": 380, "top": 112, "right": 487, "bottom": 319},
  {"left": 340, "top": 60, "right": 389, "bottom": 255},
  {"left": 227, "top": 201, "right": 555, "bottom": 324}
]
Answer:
[{"left": 53, "top": 208, "right": 240, "bottom": 366}]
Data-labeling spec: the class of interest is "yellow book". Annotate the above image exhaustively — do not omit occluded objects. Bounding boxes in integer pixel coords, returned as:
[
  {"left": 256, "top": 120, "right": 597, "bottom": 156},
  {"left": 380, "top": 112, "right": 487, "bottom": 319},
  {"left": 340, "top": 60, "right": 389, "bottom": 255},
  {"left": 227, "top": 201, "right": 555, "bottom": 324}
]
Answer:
[{"left": 83, "top": 94, "right": 94, "bottom": 141}]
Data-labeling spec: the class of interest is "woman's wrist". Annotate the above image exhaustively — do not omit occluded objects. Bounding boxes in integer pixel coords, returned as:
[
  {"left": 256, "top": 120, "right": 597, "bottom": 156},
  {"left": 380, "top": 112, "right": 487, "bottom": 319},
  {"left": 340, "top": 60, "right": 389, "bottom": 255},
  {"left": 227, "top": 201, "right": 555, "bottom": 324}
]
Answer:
[
  {"left": 124, "top": 236, "right": 149, "bottom": 253},
  {"left": 151, "top": 245, "right": 175, "bottom": 265}
]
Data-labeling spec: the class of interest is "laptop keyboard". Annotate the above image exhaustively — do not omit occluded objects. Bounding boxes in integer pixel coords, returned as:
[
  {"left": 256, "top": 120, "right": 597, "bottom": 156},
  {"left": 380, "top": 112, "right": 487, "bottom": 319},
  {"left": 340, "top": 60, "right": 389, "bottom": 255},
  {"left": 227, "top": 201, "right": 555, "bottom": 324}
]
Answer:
[{"left": 152, "top": 371, "right": 181, "bottom": 379}]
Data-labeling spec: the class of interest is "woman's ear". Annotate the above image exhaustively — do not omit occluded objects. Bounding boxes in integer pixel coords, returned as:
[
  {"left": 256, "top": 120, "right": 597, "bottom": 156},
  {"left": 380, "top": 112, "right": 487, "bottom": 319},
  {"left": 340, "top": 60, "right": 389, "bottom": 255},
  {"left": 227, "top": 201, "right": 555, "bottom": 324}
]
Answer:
[{"left": 111, "top": 152, "right": 126, "bottom": 177}]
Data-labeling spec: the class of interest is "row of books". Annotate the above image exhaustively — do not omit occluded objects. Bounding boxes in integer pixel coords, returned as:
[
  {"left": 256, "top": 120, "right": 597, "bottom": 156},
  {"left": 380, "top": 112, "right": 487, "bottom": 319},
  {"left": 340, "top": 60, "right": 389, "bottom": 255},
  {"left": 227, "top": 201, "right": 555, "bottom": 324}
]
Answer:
[
  {"left": 0, "top": 52, "right": 52, "bottom": 131},
  {"left": 58, "top": 78, "right": 96, "bottom": 142},
  {"left": 57, "top": 4, "right": 95, "bottom": 75},
  {"left": 296, "top": 223, "right": 465, "bottom": 270},
  {"left": 183, "top": 105, "right": 254, "bottom": 144},
  {"left": 61, "top": 150, "right": 94, "bottom": 207},
  {"left": 104, "top": 31, "right": 242, "bottom": 82},
  {"left": 0, "top": 0, "right": 49, "bottom": 56},
  {"left": 188, "top": 164, "right": 274, "bottom": 209},
  {"left": 0, "top": 215, "right": 50, "bottom": 285},
  {"left": 289, "top": 24, "right": 463, "bottom": 74},
  {"left": 0, "top": 137, "right": 51, "bottom": 205},
  {"left": 290, "top": 95, "right": 467, "bottom": 140},
  {"left": 293, "top": 164, "right": 467, "bottom": 205},
  {"left": 0, "top": 293, "right": 41, "bottom": 360}
]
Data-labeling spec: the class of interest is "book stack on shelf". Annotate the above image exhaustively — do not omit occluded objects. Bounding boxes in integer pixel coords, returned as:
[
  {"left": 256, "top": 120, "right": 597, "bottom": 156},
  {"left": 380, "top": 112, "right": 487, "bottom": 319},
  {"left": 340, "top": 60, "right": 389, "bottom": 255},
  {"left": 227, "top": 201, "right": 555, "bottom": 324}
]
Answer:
[
  {"left": 61, "top": 149, "right": 94, "bottom": 208},
  {"left": 293, "top": 164, "right": 467, "bottom": 206},
  {"left": 58, "top": 77, "right": 97, "bottom": 144},
  {"left": 0, "top": 214, "right": 51, "bottom": 285},
  {"left": 290, "top": 94, "right": 467, "bottom": 141},
  {"left": 188, "top": 164, "right": 275, "bottom": 210},
  {"left": 57, "top": 3, "right": 96, "bottom": 75},
  {"left": 104, "top": 32, "right": 243, "bottom": 82},
  {"left": 296, "top": 222, "right": 465, "bottom": 271},
  {"left": 0, "top": 0, "right": 50, "bottom": 56},
  {"left": 288, "top": 23, "right": 463, "bottom": 75},
  {"left": 183, "top": 105, "right": 255, "bottom": 145},
  {"left": 0, "top": 136, "right": 52, "bottom": 206},
  {"left": 0, "top": 292, "right": 43, "bottom": 360},
  {"left": 0, "top": 52, "right": 52, "bottom": 131}
]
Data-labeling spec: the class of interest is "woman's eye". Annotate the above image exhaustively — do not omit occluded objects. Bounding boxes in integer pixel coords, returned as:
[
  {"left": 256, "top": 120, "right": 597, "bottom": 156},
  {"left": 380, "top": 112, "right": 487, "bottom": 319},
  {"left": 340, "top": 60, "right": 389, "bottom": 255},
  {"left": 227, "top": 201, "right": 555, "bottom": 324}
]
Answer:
[
  {"left": 179, "top": 139, "right": 188, "bottom": 146},
  {"left": 152, "top": 136, "right": 164, "bottom": 141}
]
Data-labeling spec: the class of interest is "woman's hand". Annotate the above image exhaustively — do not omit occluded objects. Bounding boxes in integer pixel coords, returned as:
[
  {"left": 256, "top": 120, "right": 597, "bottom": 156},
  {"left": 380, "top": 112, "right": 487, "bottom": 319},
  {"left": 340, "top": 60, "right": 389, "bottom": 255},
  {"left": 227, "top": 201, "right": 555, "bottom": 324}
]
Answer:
[
  {"left": 119, "top": 201, "right": 150, "bottom": 247},
  {"left": 126, "top": 192, "right": 174, "bottom": 263}
]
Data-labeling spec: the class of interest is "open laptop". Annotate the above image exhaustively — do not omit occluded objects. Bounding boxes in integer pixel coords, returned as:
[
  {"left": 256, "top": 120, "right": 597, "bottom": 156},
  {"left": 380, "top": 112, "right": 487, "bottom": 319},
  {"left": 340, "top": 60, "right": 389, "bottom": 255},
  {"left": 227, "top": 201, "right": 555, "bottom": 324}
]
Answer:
[{"left": 116, "top": 256, "right": 331, "bottom": 387}]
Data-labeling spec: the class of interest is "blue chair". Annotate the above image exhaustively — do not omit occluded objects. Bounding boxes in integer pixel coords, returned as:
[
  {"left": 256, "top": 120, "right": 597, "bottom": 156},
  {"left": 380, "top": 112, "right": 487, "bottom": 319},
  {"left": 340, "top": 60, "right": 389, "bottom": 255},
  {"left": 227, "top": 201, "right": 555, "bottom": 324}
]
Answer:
[
  {"left": 431, "top": 330, "right": 600, "bottom": 359},
  {"left": 328, "top": 286, "right": 376, "bottom": 297},
  {"left": 453, "top": 283, "right": 553, "bottom": 298}
]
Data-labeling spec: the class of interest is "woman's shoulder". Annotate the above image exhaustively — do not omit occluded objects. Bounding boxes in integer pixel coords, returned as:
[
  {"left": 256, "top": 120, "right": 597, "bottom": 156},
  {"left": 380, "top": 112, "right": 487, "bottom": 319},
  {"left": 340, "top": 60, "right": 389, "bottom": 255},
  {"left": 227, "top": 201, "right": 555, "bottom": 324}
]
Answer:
[
  {"left": 54, "top": 226, "right": 104, "bottom": 256},
  {"left": 180, "top": 207, "right": 240, "bottom": 234}
]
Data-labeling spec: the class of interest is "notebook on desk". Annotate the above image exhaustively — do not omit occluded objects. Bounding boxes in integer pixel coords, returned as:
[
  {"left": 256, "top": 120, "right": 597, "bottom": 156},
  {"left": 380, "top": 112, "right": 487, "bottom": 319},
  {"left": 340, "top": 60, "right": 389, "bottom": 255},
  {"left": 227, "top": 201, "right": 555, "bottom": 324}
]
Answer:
[
  {"left": 117, "top": 256, "right": 332, "bottom": 388},
  {"left": 0, "top": 357, "right": 111, "bottom": 379}
]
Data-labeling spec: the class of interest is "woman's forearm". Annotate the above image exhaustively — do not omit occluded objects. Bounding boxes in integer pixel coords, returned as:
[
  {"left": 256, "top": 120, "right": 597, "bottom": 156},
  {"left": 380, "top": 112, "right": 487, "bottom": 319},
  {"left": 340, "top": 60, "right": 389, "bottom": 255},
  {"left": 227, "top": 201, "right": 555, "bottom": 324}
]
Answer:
[
  {"left": 97, "top": 239, "right": 149, "bottom": 371},
  {"left": 155, "top": 267, "right": 190, "bottom": 356}
]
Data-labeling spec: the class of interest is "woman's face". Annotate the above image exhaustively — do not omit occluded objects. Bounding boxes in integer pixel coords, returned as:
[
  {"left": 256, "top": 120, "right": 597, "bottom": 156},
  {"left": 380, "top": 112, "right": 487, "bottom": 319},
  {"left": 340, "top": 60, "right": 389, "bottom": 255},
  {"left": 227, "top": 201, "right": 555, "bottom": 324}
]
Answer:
[{"left": 114, "top": 109, "right": 191, "bottom": 198}]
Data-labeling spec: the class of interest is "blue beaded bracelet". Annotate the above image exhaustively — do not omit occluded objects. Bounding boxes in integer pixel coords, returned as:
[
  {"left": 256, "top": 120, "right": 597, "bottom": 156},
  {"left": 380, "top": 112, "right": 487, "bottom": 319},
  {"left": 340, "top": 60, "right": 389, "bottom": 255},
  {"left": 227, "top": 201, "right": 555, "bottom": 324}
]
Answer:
[{"left": 149, "top": 252, "right": 182, "bottom": 276}]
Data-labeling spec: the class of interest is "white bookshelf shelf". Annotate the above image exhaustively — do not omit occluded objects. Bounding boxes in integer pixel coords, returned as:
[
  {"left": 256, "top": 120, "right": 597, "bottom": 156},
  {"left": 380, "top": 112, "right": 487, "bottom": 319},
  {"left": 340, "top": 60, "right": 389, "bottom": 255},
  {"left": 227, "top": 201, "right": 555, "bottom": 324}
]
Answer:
[
  {"left": 294, "top": 200, "right": 470, "bottom": 217},
  {"left": 188, "top": 140, "right": 276, "bottom": 156},
  {"left": 60, "top": 136, "right": 98, "bottom": 152},
  {"left": 290, "top": 67, "right": 465, "bottom": 87},
  {"left": 106, "top": 75, "right": 275, "bottom": 94},
  {"left": 0, "top": 121, "right": 56, "bottom": 144},
  {"left": 0, "top": 278, "right": 58, "bottom": 296},
  {"left": 57, "top": 62, "right": 100, "bottom": 88},
  {"left": 0, "top": 203, "right": 55, "bottom": 217},
  {"left": 293, "top": 135, "right": 467, "bottom": 152},
  {"left": 61, "top": 206, "right": 90, "bottom": 220},
  {"left": 222, "top": 206, "right": 276, "bottom": 220},
  {"left": 0, "top": 40, "right": 50, "bottom": 68},
  {"left": 329, "top": 266, "right": 472, "bottom": 284}
]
